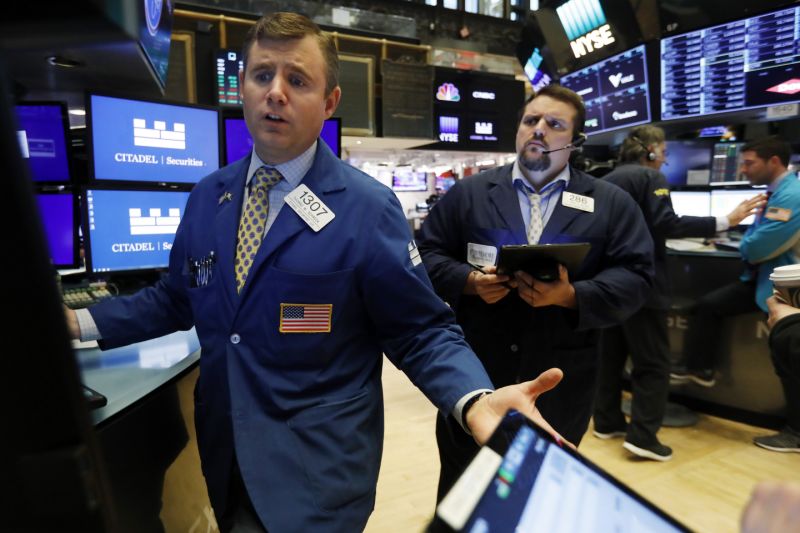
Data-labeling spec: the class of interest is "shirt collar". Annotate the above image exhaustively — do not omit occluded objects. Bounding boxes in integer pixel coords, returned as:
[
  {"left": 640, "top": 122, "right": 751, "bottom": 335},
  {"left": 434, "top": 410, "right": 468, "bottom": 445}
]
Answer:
[
  {"left": 768, "top": 170, "right": 793, "bottom": 193},
  {"left": 512, "top": 159, "right": 571, "bottom": 195},
  {"left": 246, "top": 140, "right": 318, "bottom": 189}
]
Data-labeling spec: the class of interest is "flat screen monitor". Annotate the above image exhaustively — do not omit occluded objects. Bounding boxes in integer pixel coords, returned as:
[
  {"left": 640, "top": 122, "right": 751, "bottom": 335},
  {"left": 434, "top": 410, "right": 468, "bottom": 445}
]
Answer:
[
  {"left": 436, "top": 176, "right": 456, "bottom": 192},
  {"left": 560, "top": 44, "right": 651, "bottom": 135},
  {"left": 670, "top": 191, "right": 711, "bottom": 218},
  {"left": 14, "top": 102, "right": 71, "bottom": 182},
  {"left": 222, "top": 116, "right": 341, "bottom": 164},
  {"left": 88, "top": 94, "right": 220, "bottom": 184},
  {"left": 662, "top": 141, "right": 713, "bottom": 186},
  {"left": 139, "top": 0, "right": 174, "bottom": 90},
  {"left": 430, "top": 411, "right": 688, "bottom": 532},
  {"left": 710, "top": 142, "right": 747, "bottom": 185},
  {"left": 83, "top": 188, "right": 191, "bottom": 274},
  {"left": 392, "top": 169, "right": 428, "bottom": 192},
  {"left": 710, "top": 189, "right": 761, "bottom": 225},
  {"left": 35, "top": 192, "right": 79, "bottom": 269},
  {"left": 660, "top": 6, "right": 800, "bottom": 121},
  {"left": 215, "top": 49, "right": 243, "bottom": 106}
]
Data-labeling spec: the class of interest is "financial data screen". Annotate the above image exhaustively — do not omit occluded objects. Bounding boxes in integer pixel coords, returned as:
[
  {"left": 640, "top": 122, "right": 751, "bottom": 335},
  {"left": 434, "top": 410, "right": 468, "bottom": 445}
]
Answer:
[
  {"left": 560, "top": 45, "right": 651, "bottom": 135},
  {"left": 661, "top": 6, "right": 800, "bottom": 120}
]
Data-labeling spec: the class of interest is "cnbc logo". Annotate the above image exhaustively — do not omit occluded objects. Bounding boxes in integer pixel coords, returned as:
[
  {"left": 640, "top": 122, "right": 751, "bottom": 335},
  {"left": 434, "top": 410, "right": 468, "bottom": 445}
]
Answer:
[{"left": 557, "top": 0, "right": 616, "bottom": 59}]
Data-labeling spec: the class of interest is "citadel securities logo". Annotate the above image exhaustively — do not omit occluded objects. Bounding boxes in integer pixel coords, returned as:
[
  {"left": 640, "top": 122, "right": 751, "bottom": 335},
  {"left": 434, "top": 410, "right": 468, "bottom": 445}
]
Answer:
[
  {"left": 557, "top": 0, "right": 616, "bottom": 59},
  {"left": 129, "top": 207, "right": 181, "bottom": 236},
  {"left": 436, "top": 83, "right": 461, "bottom": 102},
  {"left": 134, "top": 118, "right": 186, "bottom": 150},
  {"left": 767, "top": 78, "right": 800, "bottom": 95}
]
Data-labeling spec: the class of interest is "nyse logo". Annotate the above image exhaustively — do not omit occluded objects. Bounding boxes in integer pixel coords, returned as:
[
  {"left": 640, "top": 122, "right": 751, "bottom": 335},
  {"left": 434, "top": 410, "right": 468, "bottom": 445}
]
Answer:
[
  {"left": 475, "top": 122, "right": 493, "bottom": 135},
  {"left": 557, "top": 0, "right": 616, "bottom": 59},
  {"left": 570, "top": 24, "right": 616, "bottom": 59}
]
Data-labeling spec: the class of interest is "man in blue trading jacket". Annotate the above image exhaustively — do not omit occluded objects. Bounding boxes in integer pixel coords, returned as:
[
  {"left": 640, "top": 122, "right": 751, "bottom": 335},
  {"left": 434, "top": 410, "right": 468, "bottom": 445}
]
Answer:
[
  {"left": 674, "top": 138, "right": 800, "bottom": 392},
  {"left": 417, "top": 85, "right": 655, "bottom": 501},
  {"left": 63, "top": 12, "right": 567, "bottom": 533},
  {"left": 593, "top": 125, "right": 764, "bottom": 462}
]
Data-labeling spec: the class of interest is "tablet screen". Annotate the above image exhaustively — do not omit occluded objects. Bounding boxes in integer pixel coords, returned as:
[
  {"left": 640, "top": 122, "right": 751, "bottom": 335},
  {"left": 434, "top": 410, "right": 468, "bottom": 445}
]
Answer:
[{"left": 433, "top": 411, "right": 688, "bottom": 533}]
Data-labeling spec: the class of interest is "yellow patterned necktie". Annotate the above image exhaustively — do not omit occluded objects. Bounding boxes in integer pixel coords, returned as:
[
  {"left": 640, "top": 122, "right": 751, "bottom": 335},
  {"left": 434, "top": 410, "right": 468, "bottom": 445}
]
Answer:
[{"left": 235, "top": 166, "right": 283, "bottom": 293}]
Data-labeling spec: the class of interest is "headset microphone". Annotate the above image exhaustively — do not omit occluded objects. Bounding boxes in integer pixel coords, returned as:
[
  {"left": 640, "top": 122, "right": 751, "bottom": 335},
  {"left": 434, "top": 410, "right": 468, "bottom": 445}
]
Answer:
[{"left": 540, "top": 132, "right": 587, "bottom": 155}]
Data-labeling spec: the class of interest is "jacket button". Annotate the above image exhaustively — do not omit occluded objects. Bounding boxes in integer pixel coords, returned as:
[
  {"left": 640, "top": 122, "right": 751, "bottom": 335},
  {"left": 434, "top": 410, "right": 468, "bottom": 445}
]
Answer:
[
  {"left": 510, "top": 344, "right": 519, "bottom": 352},
  {"left": 230, "top": 333, "right": 241, "bottom": 344}
]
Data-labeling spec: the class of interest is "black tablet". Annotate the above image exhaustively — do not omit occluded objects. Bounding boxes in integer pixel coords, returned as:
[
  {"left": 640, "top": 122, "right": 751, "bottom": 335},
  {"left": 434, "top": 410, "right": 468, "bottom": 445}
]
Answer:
[
  {"left": 497, "top": 242, "right": 590, "bottom": 281},
  {"left": 427, "top": 410, "right": 689, "bottom": 533}
]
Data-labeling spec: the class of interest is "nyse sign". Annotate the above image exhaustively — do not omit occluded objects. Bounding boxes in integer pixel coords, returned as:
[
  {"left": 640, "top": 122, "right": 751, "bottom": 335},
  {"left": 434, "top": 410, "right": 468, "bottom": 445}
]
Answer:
[{"left": 570, "top": 24, "right": 616, "bottom": 59}]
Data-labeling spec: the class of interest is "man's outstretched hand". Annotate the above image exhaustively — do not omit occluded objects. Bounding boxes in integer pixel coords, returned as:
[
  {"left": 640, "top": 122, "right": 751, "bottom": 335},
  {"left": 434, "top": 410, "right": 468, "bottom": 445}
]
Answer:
[{"left": 465, "top": 368, "right": 573, "bottom": 448}]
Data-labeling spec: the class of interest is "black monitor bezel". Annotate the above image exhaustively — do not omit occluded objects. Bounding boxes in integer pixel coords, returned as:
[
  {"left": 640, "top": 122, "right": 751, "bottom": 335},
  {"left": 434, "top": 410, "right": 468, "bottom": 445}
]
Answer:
[
  {"left": 85, "top": 91, "right": 220, "bottom": 188},
  {"left": 81, "top": 184, "right": 192, "bottom": 276},
  {"left": 14, "top": 100, "right": 74, "bottom": 185}
]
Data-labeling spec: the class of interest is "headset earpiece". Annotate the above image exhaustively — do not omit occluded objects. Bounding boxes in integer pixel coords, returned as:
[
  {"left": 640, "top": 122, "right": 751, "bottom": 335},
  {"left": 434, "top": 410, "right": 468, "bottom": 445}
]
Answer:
[
  {"left": 572, "top": 132, "right": 587, "bottom": 148},
  {"left": 631, "top": 136, "right": 656, "bottom": 161}
]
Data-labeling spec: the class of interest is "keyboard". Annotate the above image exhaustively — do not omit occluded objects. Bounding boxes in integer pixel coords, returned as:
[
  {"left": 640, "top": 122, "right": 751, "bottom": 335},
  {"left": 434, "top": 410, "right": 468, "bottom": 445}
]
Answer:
[{"left": 63, "top": 284, "right": 113, "bottom": 309}]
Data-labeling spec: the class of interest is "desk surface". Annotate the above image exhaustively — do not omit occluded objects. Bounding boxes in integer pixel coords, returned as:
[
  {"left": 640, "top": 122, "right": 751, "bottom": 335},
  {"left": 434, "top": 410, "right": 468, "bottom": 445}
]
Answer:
[{"left": 76, "top": 329, "right": 200, "bottom": 427}]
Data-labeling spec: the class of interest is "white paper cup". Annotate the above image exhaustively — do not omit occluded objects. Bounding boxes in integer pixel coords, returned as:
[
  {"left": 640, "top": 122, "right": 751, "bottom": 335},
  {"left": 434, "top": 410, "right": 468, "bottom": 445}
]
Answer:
[{"left": 769, "top": 264, "right": 800, "bottom": 306}]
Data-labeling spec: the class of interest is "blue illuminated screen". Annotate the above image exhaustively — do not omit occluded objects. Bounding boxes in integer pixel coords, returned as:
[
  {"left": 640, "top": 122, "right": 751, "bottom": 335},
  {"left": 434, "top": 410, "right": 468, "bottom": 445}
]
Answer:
[
  {"left": 223, "top": 117, "right": 341, "bottom": 163},
  {"left": 560, "top": 44, "right": 651, "bottom": 135},
  {"left": 90, "top": 94, "right": 220, "bottom": 183},
  {"left": 85, "top": 188, "right": 191, "bottom": 273},
  {"left": 36, "top": 193, "right": 76, "bottom": 268},
  {"left": 660, "top": 6, "right": 800, "bottom": 120},
  {"left": 14, "top": 103, "right": 71, "bottom": 182}
]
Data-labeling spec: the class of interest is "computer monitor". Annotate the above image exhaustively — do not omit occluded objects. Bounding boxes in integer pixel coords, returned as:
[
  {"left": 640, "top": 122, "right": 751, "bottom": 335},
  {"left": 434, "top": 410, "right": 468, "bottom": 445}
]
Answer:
[
  {"left": 710, "top": 143, "right": 747, "bottom": 185},
  {"left": 660, "top": 5, "right": 800, "bottom": 120},
  {"left": 670, "top": 191, "right": 711, "bottom": 218},
  {"left": 710, "top": 189, "right": 761, "bottom": 225},
  {"left": 83, "top": 188, "right": 191, "bottom": 274},
  {"left": 35, "top": 191, "right": 79, "bottom": 269},
  {"left": 662, "top": 141, "right": 713, "bottom": 186},
  {"left": 88, "top": 93, "right": 220, "bottom": 184},
  {"left": 392, "top": 169, "right": 428, "bottom": 192},
  {"left": 14, "top": 102, "right": 71, "bottom": 183},
  {"left": 435, "top": 176, "right": 457, "bottom": 193},
  {"left": 222, "top": 116, "right": 341, "bottom": 164},
  {"left": 560, "top": 44, "right": 651, "bottom": 136}
]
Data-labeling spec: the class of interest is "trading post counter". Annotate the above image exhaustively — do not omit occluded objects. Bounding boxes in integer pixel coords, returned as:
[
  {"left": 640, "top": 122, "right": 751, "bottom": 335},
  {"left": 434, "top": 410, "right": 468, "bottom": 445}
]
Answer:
[
  {"left": 76, "top": 329, "right": 216, "bottom": 532},
  {"left": 666, "top": 248, "right": 786, "bottom": 427}
]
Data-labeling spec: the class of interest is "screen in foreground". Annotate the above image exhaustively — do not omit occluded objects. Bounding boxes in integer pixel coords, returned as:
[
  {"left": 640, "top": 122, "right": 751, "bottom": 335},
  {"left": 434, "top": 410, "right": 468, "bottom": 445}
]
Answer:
[
  {"left": 15, "top": 103, "right": 71, "bottom": 182},
  {"left": 670, "top": 191, "right": 711, "bottom": 218},
  {"left": 84, "top": 188, "right": 191, "bottom": 273},
  {"left": 36, "top": 193, "right": 77, "bottom": 268},
  {"left": 90, "top": 94, "right": 219, "bottom": 184}
]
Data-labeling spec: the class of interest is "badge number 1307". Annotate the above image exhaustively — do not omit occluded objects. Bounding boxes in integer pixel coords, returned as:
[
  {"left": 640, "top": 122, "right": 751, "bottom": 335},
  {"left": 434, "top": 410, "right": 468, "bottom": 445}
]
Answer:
[{"left": 286, "top": 184, "right": 335, "bottom": 232}]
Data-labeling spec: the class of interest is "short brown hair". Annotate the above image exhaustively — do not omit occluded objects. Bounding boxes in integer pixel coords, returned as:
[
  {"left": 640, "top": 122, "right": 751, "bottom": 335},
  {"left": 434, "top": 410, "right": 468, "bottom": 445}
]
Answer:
[
  {"left": 620, "top": 125, "right": 666, "bottom": 163},
  {"left": 241, "top": 12, "right": 339, "bottom": 95},
  {"left": 742, "top": 136, "right": 791, "bottom": 167},
  {"left": 517, "top": 84, "right": 586, "bottom": 138}
]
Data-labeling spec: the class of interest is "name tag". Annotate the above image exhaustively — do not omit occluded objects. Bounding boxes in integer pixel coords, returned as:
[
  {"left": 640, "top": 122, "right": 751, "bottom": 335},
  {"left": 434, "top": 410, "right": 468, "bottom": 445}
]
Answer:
[
  {"left": 765, "top": 206, "right": 792, "bottom": 222},
  {"left": 285, "top": 184, "right": 335, "bottom": 232},
  {"left": 562, "top": 192, "right": 595, "bottom": 213},
  {"left": 467, "top": 243, "right": 497, "bottom": 267}
]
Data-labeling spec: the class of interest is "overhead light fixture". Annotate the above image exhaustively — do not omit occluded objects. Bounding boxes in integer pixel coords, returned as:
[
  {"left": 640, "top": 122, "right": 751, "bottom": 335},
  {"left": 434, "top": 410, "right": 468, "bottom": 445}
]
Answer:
[{"left": 47, "top": 55, "right": 83, "bottom": 68}]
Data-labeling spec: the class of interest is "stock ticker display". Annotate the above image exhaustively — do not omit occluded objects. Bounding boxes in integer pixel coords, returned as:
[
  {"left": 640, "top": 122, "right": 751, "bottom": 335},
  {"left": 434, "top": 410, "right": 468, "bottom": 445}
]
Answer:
[{"left": 661, "top": 6, "right": 800, "bottom": 120}]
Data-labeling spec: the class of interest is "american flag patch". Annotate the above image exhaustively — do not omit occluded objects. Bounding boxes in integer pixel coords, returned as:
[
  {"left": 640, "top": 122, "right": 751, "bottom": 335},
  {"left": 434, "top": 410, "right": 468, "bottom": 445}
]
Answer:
[{"left": 279, "top": 303, "right": 333, "bottom": 333}]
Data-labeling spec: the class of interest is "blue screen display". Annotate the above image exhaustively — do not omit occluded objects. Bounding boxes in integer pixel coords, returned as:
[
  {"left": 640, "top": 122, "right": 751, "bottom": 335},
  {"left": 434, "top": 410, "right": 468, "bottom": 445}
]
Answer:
[
  {"left": 85, "top": 189, "right": 191, "bottom": 273},
  {"left": 15, "top": 104, "right": 71, "bottom": 182},
  {"left": 90, "top": 94, "right": 219, "bottom": 184},
  {"left": 36, "top": 193, "right": 76, "bottom": 267},
  {"left": 223, "top": 117, "right": 341, "bottom": 164}
]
